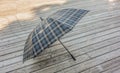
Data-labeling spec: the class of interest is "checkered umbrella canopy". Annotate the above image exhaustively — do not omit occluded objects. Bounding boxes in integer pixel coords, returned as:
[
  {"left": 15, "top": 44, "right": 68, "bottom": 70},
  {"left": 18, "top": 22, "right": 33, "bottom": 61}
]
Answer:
[{"left": 23, "top": 8, "right": 89, "bottom": 62}]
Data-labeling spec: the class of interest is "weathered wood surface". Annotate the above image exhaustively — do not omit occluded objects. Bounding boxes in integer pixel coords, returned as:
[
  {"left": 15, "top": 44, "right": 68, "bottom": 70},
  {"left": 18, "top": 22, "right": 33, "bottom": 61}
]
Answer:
[{"left": 0, "top": 0, "right": 120, "bottom": 73}]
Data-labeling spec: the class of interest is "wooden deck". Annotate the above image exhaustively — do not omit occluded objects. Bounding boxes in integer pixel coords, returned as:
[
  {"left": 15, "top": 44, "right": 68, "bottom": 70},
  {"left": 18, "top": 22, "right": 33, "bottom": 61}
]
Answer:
[{"left": 0, "top": 0, "right": 120, "bottom": 73}]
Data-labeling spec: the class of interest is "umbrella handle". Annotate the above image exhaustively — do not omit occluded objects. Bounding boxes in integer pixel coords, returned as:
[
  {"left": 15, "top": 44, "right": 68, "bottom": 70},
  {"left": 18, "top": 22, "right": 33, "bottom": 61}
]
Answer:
[{"left": 58, "top": 39, "right": 76, "bottom": 61}]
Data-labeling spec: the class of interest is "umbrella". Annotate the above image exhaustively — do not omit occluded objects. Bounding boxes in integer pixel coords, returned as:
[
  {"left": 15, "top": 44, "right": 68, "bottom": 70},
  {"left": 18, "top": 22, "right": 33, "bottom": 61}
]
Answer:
[{"left": 23, "top": 8, "right": 89, "bottom": 62}]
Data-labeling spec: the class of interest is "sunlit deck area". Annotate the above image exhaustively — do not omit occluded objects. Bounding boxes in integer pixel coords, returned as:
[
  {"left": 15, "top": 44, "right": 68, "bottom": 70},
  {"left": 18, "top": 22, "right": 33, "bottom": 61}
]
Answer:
[{"left": 0, "top": 0, "right": 120, "bottom": 73}]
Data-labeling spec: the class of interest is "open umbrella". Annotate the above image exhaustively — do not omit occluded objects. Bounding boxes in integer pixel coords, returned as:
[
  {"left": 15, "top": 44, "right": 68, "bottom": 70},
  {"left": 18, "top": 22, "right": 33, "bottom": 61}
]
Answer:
[{"left": 23, "top": 8, "right": 89, "bottom": 62}]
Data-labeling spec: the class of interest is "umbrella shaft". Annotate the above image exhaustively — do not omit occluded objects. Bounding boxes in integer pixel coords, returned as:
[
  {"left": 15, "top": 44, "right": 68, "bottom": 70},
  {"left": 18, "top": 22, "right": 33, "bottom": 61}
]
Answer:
[{"left": 58, "top": 39, "right": 76, "bottom": 61}]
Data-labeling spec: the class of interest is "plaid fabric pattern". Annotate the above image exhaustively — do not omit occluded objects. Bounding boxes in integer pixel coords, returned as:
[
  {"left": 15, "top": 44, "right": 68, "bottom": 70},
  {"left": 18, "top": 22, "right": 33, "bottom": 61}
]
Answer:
[{"left": 23, "top": 8, "right": 89, "bottom": 62}]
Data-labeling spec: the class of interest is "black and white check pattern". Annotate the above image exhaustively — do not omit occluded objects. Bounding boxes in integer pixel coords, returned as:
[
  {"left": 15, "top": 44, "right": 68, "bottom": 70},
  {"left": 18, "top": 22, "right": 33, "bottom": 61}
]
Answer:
[{"left": 23, "top": 8, "right": 89, "bottom": 62}]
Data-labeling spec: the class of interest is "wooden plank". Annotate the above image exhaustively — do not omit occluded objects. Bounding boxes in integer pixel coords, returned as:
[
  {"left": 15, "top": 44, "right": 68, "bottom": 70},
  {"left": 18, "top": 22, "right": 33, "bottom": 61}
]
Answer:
[
  {"left": 81, "top": 67, "right": 101, "bottom": 73},
  {"left": 10, "top": 54, "right": 90, "bottom": 73},
  {"left": 27, "top": 35, "right": 120, "bottom": 72},
  {"left": 0, "top": 8, "right": 119, "bottom": 46},
  {"left": 101, "top": 57, "right": 120, "bottom": 72},
  {"left": 0, "top": 0, "right": 120, "bottom": 40},
  {"left": 0, "top": 13, "right": 120, "bottom": 51},
  {"left": 81, "top": 56, "right": 120, "bottom": 73},
  {"left": 102, "top": 64, "right": 120, "bottom": 73},
  {"left": 1, "top": 24, "right": 120, "bottom": 68},
  {"left": 87, "top": 41, "right": 120, "bottom": 58},
  {"left": 0, "top": 0, "right": 120, "bottom": 73},
  {"left": 0, "top": 15, "right": 119, "bottom": 54},
  {"left": 1, "top": 8, "right": 120, "bottom": 44},
  {"left": 113, "top": 68, "right": 120, "bottom": 73},
  {"left": 6, "top": 33, "right": 120, "bottom": 73},
  {"left": 2, "top": 15, "right": 119, "bottom": 60},
  {"left": 1, "top": 22, "right": 119, "bottom": 72},
  {"left": 55, "top": 49, "right": 120, "bottom": 73}
]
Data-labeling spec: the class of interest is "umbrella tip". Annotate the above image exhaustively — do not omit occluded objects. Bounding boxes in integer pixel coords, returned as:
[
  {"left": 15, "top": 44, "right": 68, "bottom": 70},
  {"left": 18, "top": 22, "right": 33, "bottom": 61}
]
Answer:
[{"left": 40, "top": 17, "right": 43, "bottom": 21}]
